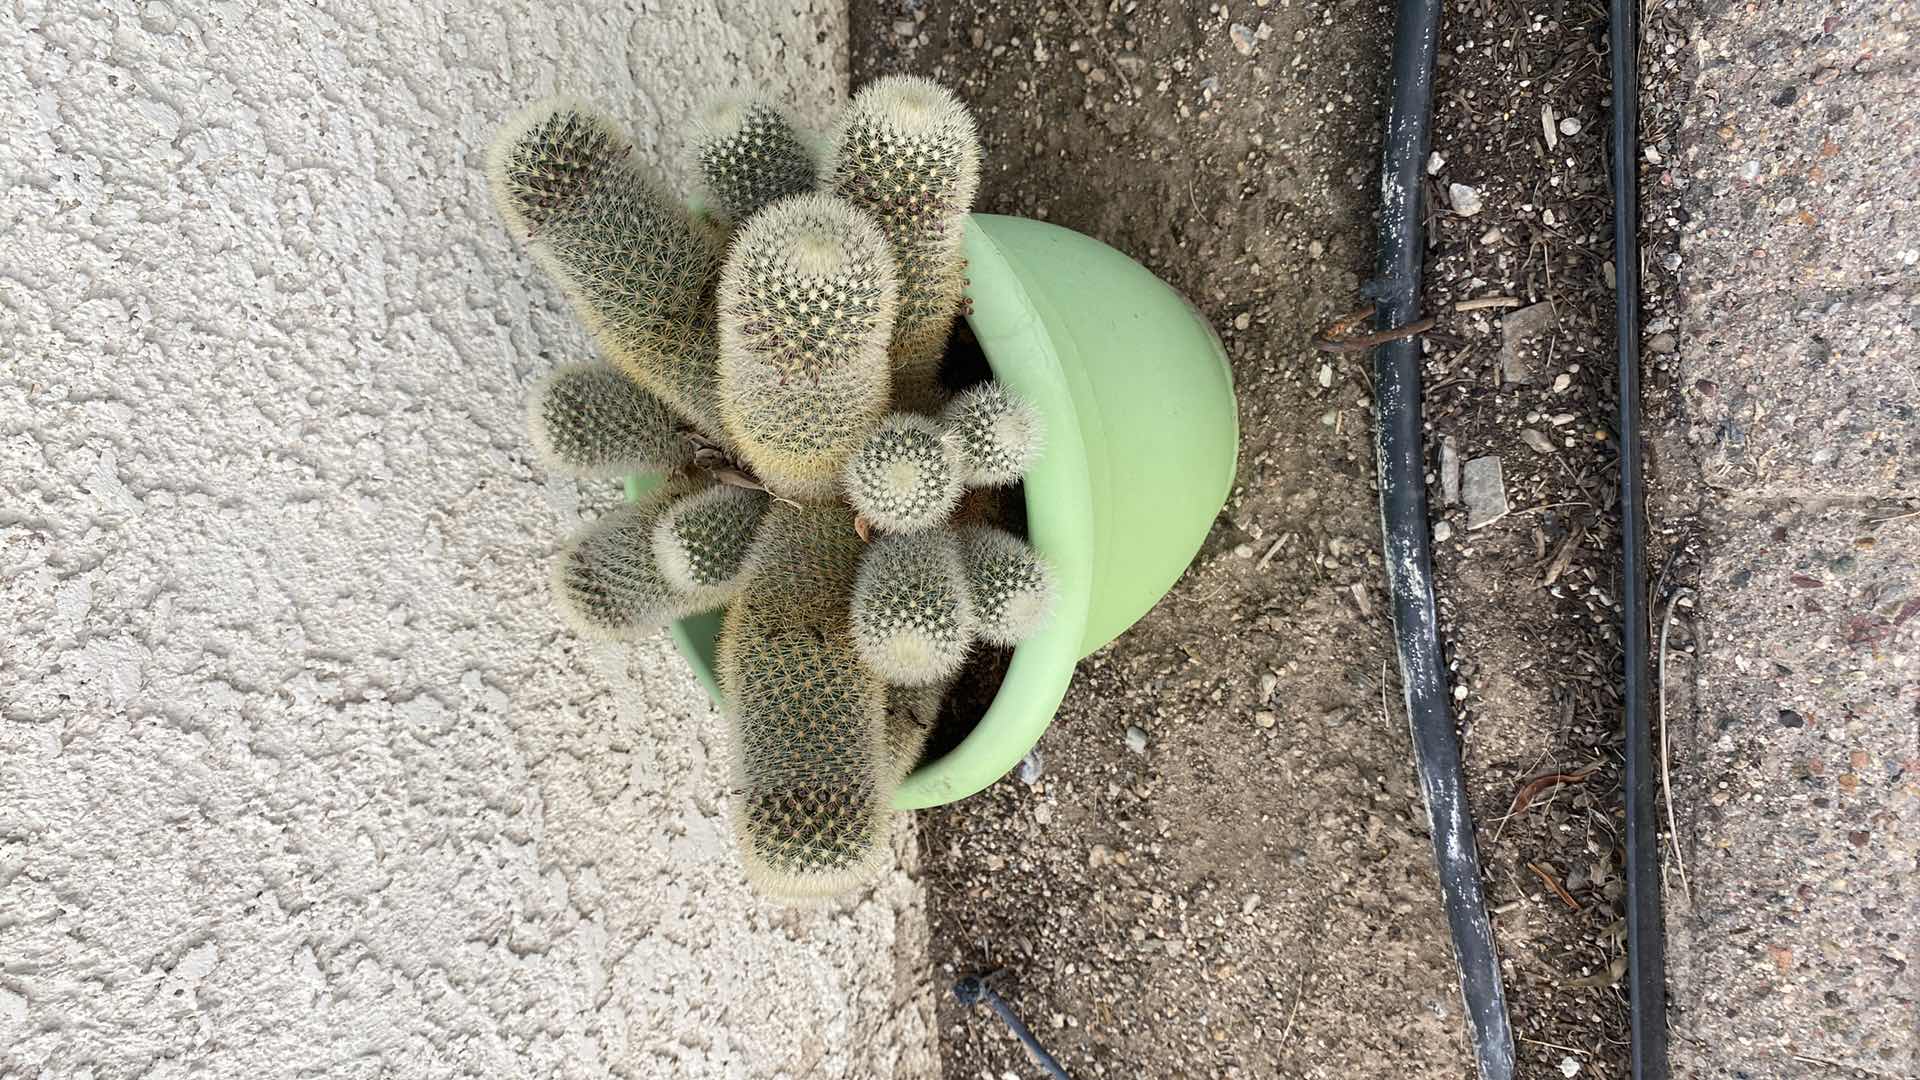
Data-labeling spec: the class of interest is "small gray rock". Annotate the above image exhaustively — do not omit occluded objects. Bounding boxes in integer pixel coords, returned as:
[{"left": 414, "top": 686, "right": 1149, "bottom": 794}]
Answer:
[
  {"left": 1229, "top": 23, "right": 1256, "bottom": 54},
  {"left": 1647, "top": 332, "right": 1678, "bottom": 355},
  {"left": 1440, "top": 435, "right": 1462, "bottom": 505},
  {"left": 1521, "top": 428, "right": 1557, "bottom": 455},
  {"left": 1463, "top": 456, "right": 1510, "bottom": 529},
  {"left": 1125, "top": 725, "right": 1149, "bottom": 754},
  {"left": 1433, "top": 520, "right": 1454, "bottom": 543},
  {"left": 1018, "top": 751, "right": 1045, "bottom": 784},
  {"left": 1500, "top": 303, "right": 1556, "bottom": 384},
  {"left": 1449, "top": 183, "right": 1483, "bottom": 216}
]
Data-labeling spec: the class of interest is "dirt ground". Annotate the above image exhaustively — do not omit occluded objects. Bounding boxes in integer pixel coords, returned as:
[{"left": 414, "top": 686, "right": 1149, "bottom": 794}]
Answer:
[{"left": 847, "top": 1, "right": 1692, "bottom": 1077}]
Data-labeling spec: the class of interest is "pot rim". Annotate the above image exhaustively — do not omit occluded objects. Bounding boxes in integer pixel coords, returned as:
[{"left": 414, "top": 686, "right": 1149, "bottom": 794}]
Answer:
[{"left": 888, "top": 215, "right": 1094, "bottom": 809}]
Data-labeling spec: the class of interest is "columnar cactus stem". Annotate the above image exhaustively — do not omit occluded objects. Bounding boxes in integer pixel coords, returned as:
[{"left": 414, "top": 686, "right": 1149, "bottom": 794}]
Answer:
[
  {"left": 851, "top": 529, "right": 976, "bottom": 686},
  {"left": 550, "top": 478, "right": 709, "bottom": 640},
  {"left": 487, "top": 98, "right": 729, "bottom": 440},
  {"left": 716, "top": 193, "right": 899, "bottom": 502},
  {"left": 692, "top": 97, "right": 821, "bottom": 225},
  {"left": 942, "top": 382, "right": 1045, "bottom": 487},
  {"left": 721, "top": 504, "right": 894, "bottom": 899},
  {"left": 527, "top": 363, "right": 691, "bottom": 479},
  {"left": 958, "top": 525, "right": 1056, "bottom": 647},
  {"left": 652, "top": 484, "right": 770, "bottom": 609},
  {"left": 829, "top": 76, "right": 981, "bottom": 405}
]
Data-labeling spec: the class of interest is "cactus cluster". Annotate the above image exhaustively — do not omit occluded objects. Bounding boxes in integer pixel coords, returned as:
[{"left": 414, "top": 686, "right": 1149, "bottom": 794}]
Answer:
[{"left": 491, "top": 78, "right": 1056, "bottom": 901}]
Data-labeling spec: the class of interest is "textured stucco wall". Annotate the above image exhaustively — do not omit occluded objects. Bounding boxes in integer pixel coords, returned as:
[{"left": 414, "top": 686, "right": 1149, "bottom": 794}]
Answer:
[{"left": 0, "top": 3, "right": 934, "bottom": 1077}]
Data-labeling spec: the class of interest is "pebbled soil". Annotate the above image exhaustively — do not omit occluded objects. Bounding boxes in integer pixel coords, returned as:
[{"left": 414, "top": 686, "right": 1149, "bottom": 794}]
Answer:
[{"left": 851, "top": 1, "right": 1686, "bottom": 1077}]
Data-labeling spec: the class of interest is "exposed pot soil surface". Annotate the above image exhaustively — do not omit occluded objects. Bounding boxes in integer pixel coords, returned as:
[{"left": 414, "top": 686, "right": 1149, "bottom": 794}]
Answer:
[{"left": 852, "top": 2, "right": 1682, "bottom": 1076}]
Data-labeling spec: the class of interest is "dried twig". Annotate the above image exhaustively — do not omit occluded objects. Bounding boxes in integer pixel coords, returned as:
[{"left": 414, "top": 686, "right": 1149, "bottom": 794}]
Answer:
[
  {"left": 1658, "top": 587, "right": 1695, "bottom": 903},
  {"left": 1517, "top": 1036, "right": 1590, "bottom": 1057},
  {"left": 1527, "top": 862, "right": 1581, "bottom": 911},
  {"left": 1509, "top": 770, "right": 1595, "bottom": 816},
  {"left": 1454, "top": 295, "right": 1523, "bottom": 312},
  {"left": 1314, "top": 316, "right": 1437, "bottom": 353},
  {"left": 1256, "top": 535, "right": 1286, "bottom": 570}
]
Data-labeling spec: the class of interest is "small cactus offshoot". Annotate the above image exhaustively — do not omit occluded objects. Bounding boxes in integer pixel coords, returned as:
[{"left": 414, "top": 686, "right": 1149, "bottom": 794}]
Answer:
[
  {"left": 842, "top": 413, "right": 963, "bottom": 533},
  {"left": 851, "top": 530, "right": 976, "bottom": 686},
  {"left": 693, "top": 97, "right": 820, "bottom": 225},
  {"left": 717, "top": 192, "right": 899, "bottom": 501},
  {"left": 527, "top": 363, "right": 691, "bottom": 479},
  {"left": 551, "top": 478, "right": 707, "bottom": 639},
  {"left": 943, "top": 382, "right": 1045, "bottom": 487},
  {"left": 652, "top": 484, "right": 770, "bottom": 607},
  {"left": 491, "top": 80, "right": 1057, "bottom": 901},
  {"left": 959, "top": 525, "right": 1056, "bottom": 647}
]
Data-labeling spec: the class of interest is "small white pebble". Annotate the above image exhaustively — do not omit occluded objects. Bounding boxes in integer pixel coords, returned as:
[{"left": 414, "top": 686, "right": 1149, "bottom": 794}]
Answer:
[
  {"left": 1318, "top": 363, "right": 1334, "bottom": 388},
  {"left": 1125, "top": 726, "right": 1148, "bottom": 754},
  {"left": 1427, "top": 151, "right": 1445, "bottom": 175},
  {"left": 1558, "top": 117, "right": 1581, "bottom": 136},
  {"left": 1553, "top": 372, "right": 1572, "bottom": 393},
  {"left": 1433, "top": 520, "right": 1454, "bottom": 542}
]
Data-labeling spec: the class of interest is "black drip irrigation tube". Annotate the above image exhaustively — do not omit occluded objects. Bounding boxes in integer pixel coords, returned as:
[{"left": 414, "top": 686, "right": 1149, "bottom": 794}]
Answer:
[
  {"left": 1609, "top": 0, "right": 1670, "bottom": 1073},
  {"left": 1368, "top": 0, "right": 1515, "bottom": 1077}
]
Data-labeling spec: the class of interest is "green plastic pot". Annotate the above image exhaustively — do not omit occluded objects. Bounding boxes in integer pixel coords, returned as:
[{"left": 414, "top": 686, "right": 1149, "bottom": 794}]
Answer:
[{"left": 639, "top": 213, "right": 1238, "bottom": 809}]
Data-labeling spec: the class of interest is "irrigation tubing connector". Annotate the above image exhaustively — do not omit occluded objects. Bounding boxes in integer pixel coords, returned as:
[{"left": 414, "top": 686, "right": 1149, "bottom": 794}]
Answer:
[
  {"left": 1369, "top": 1, "right": 1516, "bottom": 1078},
  {"left": 953, "top": 974, "right": 1071, "bottom": 1080},
  {"left": 1608, "top": 0, "right": 1671, "bottom": 1075}
]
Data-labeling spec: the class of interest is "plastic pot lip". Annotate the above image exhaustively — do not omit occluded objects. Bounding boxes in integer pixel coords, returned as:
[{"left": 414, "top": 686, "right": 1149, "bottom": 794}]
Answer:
[{"left": 888, "top": 214, "right": 1094, "bottom": 810}]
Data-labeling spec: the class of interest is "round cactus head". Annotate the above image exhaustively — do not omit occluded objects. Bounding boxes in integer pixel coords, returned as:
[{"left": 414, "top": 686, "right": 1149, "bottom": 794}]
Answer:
[
  {"left": 942, "top": 382, "right": 1045, "bottom": 487},
  {"left": 486, "top": 97, "right": 630, "bottom": 238},
  {"left": 651, "top": 484, "right": 770, "bottom": 607},
  {"left": 842, "top": 413, "right": 964, "bottom": 533},
  {"left": 958, "top": 525, "right": 1056, "bottom": 647},
  {"left": 830, "top": 76, "right": 981, "bottom": 241},
  {"left": 692, "top": 96, "right": 821, "bottom": 225},
  {"left": 851, "top": 530, "right": 975, "bottom": 686},
  {"left": 717, "top": 193, "right": 899, "bottom": 501},
  {"left": 526, "top": 363, "right": 691, "bottom": 480}
]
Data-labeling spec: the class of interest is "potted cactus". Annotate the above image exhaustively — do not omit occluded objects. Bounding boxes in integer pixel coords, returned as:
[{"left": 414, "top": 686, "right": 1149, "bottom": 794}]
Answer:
[{"left": 489, "top": 78, "right": 1237, "bottom": 899}]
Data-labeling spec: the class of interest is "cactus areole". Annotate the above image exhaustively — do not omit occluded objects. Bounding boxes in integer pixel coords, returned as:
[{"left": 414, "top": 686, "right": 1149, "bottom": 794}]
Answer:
[{"left": 656, "top": 213, "right": 1238, "bottom": 811}]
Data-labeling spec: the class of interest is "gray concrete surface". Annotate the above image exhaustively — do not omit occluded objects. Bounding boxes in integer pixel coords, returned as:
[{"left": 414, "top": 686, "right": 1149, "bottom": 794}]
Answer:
[
  {"left": 1660, "top": 0, "right": 1919, "bottom": 1075},
  {"left": 0, "top": 3, "right": 935, "bottom": 1077}
]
